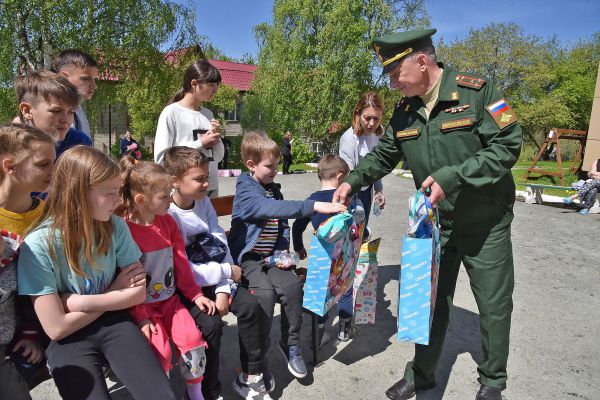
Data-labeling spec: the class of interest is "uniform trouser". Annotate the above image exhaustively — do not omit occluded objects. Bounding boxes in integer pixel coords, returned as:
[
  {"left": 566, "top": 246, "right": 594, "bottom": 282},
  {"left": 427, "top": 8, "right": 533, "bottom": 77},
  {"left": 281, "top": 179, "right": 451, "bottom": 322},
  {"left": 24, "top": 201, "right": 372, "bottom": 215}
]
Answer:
[
  {"left": 403, "top": 216, "right": 514, "bottom": 390},
  {"left": 45, "top": 310, "right": 176, "bottom": 400}
]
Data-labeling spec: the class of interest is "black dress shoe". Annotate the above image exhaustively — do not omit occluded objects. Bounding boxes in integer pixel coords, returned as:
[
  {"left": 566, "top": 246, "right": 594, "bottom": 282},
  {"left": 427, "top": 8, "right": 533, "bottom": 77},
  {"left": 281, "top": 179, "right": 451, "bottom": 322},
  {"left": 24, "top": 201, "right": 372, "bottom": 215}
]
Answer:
[
  {"left": 475, "top": 384, "right": 502, "bottom": 400},
  {"left": 385, "top": 379, "right": 416, "bottom": 400}
]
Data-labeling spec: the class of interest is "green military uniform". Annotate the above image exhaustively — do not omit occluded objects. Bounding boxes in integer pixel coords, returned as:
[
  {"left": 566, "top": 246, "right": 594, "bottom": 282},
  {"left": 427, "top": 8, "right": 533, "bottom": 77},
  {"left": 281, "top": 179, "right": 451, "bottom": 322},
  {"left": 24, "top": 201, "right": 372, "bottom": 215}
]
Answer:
[{"left": 346, "top": 30, "right": 522, "bottom": 391}]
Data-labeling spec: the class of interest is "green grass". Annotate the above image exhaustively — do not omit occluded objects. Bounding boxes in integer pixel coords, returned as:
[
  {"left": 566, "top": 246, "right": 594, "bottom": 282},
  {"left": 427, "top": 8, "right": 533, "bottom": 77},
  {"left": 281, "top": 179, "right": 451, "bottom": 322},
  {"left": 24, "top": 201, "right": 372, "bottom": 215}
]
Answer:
[
  {"left": 282, "top": 163, "right": 317, "bottom": 173},
  {"left": 512, "top": 168, "right": 579, "bottom": 196}
]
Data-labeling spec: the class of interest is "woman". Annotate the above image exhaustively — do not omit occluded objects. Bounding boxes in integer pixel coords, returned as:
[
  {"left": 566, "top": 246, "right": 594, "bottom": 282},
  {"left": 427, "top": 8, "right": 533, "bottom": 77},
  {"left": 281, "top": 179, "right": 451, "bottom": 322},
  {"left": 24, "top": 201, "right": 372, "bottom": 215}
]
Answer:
[
  {"left": 120, "top": 130, "right": 141, "bottom": 159},
  {"left": 280, "top": 131, "right": 293, "bottom": 174},
  {"left": 154, "top": 60, "right": 224, "bottom": 197},
  {"left": 563, "top": 158, "right": 600, "bottom": 214},
  {"left": 339, "top": 91, "right": 386, "bottom": 226}
]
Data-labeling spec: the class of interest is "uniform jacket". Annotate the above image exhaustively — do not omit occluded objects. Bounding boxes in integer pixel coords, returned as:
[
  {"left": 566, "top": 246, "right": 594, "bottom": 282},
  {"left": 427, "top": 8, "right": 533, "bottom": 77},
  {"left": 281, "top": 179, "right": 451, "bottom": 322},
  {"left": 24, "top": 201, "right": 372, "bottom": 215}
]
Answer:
[
  {"left": 346, "top": 64, "right": 523, "bottom": 230},
  {"left": 228, "top": 172, "right": 316, "bottom": 264}
]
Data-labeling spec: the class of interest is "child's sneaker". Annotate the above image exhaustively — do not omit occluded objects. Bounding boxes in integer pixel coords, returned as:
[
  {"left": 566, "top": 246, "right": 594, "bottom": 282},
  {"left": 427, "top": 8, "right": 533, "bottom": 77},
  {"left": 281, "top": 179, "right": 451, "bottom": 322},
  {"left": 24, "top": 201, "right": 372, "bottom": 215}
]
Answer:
[
  {"left": 232, "top": 373, "right": 272, "bottom": 400},
  {"left": 338, "top": 317, "right": 352, "bottom": 341},
  {"left": 578, "top": 208, "right": 590, "bottom": 215},
  {"left": 563, "top": 197, "right": 573, "bottom": 205},
  {"left": 261, "top": 369, "right": 275, "bottom": 393},
  {"left": 278, "top": 342, "right": 307, "bottom": 378}
]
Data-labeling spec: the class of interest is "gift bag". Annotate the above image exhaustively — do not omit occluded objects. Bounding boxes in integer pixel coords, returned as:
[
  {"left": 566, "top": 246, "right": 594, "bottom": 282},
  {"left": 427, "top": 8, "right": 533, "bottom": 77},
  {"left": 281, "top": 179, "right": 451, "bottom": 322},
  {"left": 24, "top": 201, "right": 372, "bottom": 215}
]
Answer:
[
  {"left": 353, "top": 238, "right": 381, "bottom": 325},
  {"left": 397, "top": 191, "right": 441, "bottom": 345},
  {"left": 303, "top": 199, "right": 366, "bottom": 316}
]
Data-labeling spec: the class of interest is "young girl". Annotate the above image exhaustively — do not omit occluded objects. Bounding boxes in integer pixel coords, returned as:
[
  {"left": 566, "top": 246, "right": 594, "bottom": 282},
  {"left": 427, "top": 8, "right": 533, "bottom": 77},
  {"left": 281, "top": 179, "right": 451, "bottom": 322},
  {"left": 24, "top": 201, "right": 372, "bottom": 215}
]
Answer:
[
  {"left": 17, "top": 145, "right": 176, "bottom": 400},
  {"left": 0, "top": 125, "right": 54, "bottom": 394},
  {"left": 117, "top": 157, "right": 215, "bottom": 400},
  {"left": 154, "top": 60, "right": 224, "bottom": 198}
]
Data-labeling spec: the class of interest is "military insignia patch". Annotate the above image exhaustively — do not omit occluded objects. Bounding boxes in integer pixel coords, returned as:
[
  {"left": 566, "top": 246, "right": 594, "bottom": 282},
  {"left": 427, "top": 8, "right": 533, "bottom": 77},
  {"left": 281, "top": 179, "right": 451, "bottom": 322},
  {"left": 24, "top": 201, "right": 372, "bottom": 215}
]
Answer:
[
  {"left": 440, "top": 117, "right": 474, "bottom": 131},
  {"left": 455, "top": 74, "right": 486, "bottom": 90},
  {"left": 486, "top": 98, "right": 517, "bottom": 129},
  {"left": 395, "top": 128, "right": 419, "bottom": 139}
]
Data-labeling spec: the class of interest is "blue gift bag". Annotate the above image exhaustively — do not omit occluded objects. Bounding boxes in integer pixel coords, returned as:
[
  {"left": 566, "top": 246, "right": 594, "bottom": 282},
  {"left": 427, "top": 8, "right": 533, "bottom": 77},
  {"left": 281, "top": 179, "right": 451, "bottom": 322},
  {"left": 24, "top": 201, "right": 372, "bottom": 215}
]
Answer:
[
  {"left": 397, "top": 191, "right": 441, "bottom": 345},
  {"left": 302, "top": 199, "right": 366, "bottom": 316}
]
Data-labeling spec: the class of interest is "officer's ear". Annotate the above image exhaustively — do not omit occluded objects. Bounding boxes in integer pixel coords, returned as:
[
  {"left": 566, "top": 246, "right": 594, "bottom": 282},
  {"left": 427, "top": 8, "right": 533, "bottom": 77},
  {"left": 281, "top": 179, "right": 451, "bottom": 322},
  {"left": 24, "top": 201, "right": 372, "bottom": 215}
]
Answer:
[{"left": 416, "top": 53, "right": 428, "bottom": 71}]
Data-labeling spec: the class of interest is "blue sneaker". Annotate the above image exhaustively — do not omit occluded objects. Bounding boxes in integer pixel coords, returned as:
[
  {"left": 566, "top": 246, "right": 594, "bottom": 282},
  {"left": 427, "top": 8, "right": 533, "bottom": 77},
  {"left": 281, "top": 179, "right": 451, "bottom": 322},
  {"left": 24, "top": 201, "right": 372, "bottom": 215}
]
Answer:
[
  {"left": 563, "top": 197, "right": 573, "bottom": 205},
  {"left": 578, "top": 208, "right": 589, "bottom": 215},
  {"left": 278, "top": 342, "right": 307, "bottom": 378}
]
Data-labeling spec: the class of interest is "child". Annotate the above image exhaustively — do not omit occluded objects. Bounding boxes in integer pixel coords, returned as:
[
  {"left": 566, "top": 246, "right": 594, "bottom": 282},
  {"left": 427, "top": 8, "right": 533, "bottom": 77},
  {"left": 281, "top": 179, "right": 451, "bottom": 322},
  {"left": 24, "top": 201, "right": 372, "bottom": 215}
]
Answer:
[
  {"left": 563, "top": 158, "right": 600, "bottom": 215},
  {"left": 14, "top": 70, "right": 92, "bottom": 158},
  {"left": 164, "top": 146, "right": 271, "bottom": 400},
  {"left": 228, "top": 132, "right": 346, "bottom": 381},
  {"left": 51, "top": 49, "right": 99, "bottom": 139},
  {"left": 17, "top": 146, "right": 176, "bottom": 399},
  {"left": 154, "top": 60, "right": 224, "bottom": 197},
  {"left": 291, "top": 155, "right": 356, "bottom": 341},
  {"left": 0, "top": 125, "right": 55, "bottom": 392},
  {"left": 117, "top": 157, "right": 214, "bottom": 400}
]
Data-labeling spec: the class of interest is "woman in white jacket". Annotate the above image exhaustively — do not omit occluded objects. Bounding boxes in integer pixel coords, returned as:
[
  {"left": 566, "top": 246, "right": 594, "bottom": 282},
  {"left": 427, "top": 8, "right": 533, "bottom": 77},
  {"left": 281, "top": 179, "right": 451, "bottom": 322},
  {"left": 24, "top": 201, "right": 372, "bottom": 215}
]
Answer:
[
  {"left": 154, "top": 60, "right": 225, "bottom": 197},
  {"left": 339, "top": 91, "right": 386, "bottom": 225}
]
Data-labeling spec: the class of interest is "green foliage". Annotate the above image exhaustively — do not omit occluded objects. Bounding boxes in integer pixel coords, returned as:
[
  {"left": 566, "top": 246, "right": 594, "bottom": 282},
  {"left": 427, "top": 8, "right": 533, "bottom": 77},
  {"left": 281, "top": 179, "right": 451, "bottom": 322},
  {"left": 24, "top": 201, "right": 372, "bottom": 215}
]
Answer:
[
  {"left": 206, "top": 84, "right": 239, "bottom": 133},
  {"left": 242, "top": 0, "right": 429, "bottom": 141},
  {"left": 0, "top": 88, "right": 18, "bottom": 124}
]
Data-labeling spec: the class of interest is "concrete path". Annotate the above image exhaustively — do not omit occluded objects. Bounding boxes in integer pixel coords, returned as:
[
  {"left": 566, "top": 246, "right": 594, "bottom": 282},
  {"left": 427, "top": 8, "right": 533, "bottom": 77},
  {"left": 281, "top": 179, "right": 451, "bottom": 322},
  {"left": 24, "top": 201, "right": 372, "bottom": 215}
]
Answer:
[{"left": 31, "top": 172, "right": 599, "bottom": 400}]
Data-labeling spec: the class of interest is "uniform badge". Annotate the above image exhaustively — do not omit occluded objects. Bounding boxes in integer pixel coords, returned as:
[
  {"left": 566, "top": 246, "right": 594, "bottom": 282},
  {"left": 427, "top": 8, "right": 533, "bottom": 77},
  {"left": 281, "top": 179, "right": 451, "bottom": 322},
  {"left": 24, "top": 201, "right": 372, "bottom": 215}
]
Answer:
[
  {"left": 486, "top": 98, "right": 517, "bottom": 129},
  {"left": 444, "top": 104, "right": 470, "bottom": 114},
  {"left": 395, "top": 128, "right": 419, "bottom": 139},
  {"left": 456, "top": 74, "right": 486, "bottom": 90},
  {"left": 440, "top": 117, "right": 474, "bottom": 131},
  {"left": 451, "top": 91, "right": 459, "bottom": 101}
]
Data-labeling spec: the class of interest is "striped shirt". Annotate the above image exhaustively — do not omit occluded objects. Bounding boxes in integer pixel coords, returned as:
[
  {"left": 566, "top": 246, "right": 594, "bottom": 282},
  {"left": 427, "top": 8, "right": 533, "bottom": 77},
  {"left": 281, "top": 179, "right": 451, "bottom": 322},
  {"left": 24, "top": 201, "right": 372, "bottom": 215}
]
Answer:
[{"left": 251, "top": 189, "right": 279, "bottom": 255}]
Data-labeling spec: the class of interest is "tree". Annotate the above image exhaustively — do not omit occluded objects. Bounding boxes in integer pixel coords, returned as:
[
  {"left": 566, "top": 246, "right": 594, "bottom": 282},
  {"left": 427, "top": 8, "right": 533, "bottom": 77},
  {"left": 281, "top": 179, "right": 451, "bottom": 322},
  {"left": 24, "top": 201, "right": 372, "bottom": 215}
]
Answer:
[
  {"left": 0, "top": 0, "right": 200, "bottom": 124},
  {"left": 242, "top": 0, "right": 429, "bottom": 146}
]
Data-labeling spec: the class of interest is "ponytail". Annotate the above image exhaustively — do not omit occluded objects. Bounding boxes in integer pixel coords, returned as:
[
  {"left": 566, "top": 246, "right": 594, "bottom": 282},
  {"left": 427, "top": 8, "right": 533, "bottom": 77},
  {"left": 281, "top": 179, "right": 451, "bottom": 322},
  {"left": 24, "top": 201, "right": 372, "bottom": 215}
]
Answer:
[
  {"left": 171, "top": 60, "right": 222, "bottom": 104},
  {"left": 116, "top": 157, "right": 171, "bottom": 217}
]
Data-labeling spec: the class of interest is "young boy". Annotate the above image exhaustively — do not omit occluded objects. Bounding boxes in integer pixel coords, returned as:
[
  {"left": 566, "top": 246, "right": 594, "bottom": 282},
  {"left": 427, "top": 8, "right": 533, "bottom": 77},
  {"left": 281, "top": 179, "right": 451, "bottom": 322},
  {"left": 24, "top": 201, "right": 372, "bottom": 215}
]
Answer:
[
  {"left": 52, "top": 49, "right": 99, "bottom": 140},
  {"left": 14, "top": 70, "right": 91, "bottom": 157},
  {"left": 228, "top": 132, "right": 346, "bottom": 382},
  {"left": 163, "top": 146, "right": 270, "bottom": 400},
  {"left": 291, "top": 155, "right": 356, "bottom": 341}
]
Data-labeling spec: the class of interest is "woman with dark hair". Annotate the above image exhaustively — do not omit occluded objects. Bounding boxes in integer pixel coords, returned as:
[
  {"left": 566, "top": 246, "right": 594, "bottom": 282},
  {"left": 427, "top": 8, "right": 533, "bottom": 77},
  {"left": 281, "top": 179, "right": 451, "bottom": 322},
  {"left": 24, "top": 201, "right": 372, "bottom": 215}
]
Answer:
[
  {"left": 154, "top": 60, "right": 225, "bottom": 197},
  {"left": 339, "top": 91, "right": 386, "bottom": 225},
  {"left": 280, "top": 131, "right": 294, "bottom": 174}
]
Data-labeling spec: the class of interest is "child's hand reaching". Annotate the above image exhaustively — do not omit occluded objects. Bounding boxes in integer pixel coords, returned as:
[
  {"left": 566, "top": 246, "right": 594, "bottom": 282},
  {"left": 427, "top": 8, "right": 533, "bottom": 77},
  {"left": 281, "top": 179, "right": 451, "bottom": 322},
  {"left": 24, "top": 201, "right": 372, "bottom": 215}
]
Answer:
[
  {"left": 195, "top": 296, "right": 216, "bottom": 315},
  {"left": 314, "top": 201, "right": 347, "bottom": 215},
  {"left": 230, "top": 264, "right": 243, "bottom": 283},
  {"left": 215, "top": 293, "right": 230, "bottom": 316},
  {"left": 12, "top": 338, "right": 43, "bottom": 364},
  {"left": 139, "top": 319, "right": 157, "bottom": 341}
]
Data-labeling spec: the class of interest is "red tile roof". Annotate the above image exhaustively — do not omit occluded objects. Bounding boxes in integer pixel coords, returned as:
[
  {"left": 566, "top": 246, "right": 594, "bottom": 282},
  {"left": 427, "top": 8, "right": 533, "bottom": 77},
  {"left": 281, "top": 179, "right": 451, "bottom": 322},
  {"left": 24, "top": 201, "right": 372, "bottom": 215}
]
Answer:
[{"left": 208, "top": 59, "right": 256, "bottom": 91}]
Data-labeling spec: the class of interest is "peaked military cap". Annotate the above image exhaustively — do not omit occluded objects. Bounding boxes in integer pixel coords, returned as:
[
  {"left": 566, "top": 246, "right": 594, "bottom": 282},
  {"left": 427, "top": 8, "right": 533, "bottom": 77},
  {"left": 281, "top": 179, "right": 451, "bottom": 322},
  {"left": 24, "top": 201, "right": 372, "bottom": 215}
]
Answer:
[{"left": 372, "top": 28, "right": 437, "bottom": 74}]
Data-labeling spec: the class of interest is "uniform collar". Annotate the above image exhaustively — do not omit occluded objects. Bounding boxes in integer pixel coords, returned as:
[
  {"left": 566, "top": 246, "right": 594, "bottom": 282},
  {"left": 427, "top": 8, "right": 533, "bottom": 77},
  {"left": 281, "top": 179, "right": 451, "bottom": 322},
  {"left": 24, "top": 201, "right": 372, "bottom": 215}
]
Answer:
[{"left": 436, "top": 63, "right": 460, "bottom": 103}]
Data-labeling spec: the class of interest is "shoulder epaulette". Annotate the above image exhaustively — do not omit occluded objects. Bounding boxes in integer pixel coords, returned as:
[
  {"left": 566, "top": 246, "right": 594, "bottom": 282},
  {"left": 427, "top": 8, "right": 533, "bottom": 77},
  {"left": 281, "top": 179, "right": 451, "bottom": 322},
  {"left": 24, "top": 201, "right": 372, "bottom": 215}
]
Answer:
[{"left": 455, "top": 74, "right": 486, "bottom": 90}]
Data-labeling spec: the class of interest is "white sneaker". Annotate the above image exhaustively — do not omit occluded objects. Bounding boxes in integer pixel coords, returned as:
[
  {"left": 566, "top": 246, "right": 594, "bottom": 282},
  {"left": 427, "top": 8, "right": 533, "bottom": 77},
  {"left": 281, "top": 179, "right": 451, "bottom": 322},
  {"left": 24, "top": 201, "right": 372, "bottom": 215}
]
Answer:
[{"left": 232, "top": 373, "right": 273, "bottom": 400}]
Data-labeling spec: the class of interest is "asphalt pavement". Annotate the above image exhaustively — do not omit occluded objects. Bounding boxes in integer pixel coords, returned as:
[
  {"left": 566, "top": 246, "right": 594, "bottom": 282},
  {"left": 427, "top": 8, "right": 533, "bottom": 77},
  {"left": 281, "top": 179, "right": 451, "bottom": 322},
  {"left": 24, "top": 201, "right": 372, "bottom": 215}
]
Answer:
[{"left": 31, "top": 172, "right": 599, "bottom": 400}]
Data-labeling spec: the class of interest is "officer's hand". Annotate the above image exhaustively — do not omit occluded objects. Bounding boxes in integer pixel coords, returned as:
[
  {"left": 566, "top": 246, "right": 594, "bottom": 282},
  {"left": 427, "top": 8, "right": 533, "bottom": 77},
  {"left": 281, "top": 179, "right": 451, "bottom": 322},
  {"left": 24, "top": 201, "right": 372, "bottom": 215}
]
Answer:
[
  {"left": 421, "top": 176, "right": 445, "bottom": 206},
  {"left": 332, "top": 182, "right": 352, "bottom": 205}
]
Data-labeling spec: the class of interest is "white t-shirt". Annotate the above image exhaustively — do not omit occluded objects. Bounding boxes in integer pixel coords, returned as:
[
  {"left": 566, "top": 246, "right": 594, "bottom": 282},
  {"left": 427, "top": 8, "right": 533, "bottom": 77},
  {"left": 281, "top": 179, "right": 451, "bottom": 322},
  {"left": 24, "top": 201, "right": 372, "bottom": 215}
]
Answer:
[
  {"left": 154, "top": 102, "right": 225, "bottom": 191},
  {"left": 168, "top": 198, "right": 233, "bottom": 294}
]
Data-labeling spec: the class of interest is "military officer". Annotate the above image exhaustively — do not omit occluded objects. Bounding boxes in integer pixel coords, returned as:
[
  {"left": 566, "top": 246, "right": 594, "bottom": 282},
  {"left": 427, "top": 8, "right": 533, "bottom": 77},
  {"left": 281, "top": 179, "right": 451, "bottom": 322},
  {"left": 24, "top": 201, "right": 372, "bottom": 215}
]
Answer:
[{"left": 333, "top": 29, "right": 522, "bottom": 400}]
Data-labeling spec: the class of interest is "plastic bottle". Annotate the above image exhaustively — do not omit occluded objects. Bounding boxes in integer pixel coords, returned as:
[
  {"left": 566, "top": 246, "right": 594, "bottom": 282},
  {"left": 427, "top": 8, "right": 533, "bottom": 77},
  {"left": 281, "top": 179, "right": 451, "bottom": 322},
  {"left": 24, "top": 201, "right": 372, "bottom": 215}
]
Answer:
[
  {"left": 264, "top": 250, "right": 300, "bottom": 268},
  {"left": 372, "top": 193, "right": 383, "bottom": 217}
]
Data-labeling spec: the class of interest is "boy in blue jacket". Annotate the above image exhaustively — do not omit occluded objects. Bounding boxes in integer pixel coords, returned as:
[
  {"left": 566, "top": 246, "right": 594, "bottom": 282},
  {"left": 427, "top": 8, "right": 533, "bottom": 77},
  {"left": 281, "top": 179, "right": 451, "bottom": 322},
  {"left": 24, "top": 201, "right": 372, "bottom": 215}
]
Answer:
[{"left": 228, "top": 132, "right": 345, "bottom": 390}]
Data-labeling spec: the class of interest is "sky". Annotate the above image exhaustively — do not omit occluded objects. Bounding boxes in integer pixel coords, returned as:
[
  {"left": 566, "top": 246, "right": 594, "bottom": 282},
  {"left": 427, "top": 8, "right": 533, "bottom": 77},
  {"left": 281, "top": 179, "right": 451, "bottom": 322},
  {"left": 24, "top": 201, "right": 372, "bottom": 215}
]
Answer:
[{"left": 194, "top": 0, "right": 599, "bottom": 60}]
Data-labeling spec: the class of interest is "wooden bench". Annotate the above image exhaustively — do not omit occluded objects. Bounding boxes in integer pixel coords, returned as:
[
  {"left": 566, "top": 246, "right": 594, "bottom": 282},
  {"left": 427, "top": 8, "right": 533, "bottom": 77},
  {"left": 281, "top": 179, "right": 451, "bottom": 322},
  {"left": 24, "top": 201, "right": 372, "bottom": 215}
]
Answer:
[
  {"left": 523, "top": 183, "right": 600, "bottom": 213},
  {"left": 209, "top": 196, "right": 322, "bottom": 366}
]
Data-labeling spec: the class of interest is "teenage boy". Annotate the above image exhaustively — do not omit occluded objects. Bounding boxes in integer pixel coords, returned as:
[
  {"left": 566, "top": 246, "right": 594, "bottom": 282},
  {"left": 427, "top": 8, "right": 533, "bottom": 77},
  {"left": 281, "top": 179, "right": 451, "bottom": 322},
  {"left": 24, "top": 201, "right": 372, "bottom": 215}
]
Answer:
[
  {"left": 52, "top": 49, "right": 99, "bottom": 140},
  {"left": 14, "top": 70, "right": 91, "bottom": 157}
]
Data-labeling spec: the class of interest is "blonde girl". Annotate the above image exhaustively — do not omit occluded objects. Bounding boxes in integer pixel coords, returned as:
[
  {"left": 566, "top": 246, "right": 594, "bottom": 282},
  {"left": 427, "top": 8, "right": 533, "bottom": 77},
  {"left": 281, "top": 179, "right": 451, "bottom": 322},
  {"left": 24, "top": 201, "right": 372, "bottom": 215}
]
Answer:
[
  {"left": 17, "top": 146, "right": 176, "bottom": 400},
  {"left": 117, "top": 157, "right": 215, "bottom": 400}
]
